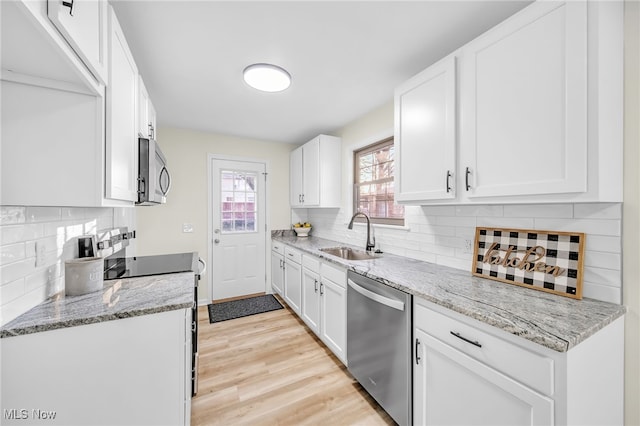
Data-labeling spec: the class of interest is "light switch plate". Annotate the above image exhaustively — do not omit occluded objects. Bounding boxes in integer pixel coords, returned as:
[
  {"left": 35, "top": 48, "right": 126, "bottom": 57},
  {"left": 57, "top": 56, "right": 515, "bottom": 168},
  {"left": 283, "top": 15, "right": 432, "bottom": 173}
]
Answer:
[{"left": 182, "top": 223, "right": 194, "bottom": 233}]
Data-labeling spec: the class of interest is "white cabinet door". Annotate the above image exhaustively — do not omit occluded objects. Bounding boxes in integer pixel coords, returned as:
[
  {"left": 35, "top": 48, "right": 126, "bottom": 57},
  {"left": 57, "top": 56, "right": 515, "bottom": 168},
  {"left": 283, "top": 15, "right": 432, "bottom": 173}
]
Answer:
[
  {"left": 284, "top": 258, "right": 302, "bottom": 315},
  {"left": 105, "top": 6, "right": 138, "bottom": 202},
  {"left": 289, "top": 135, "right": 341, "bottom": 208},
  {"left": 138, "top": 76, "right": 150, "bottom": 138},
  {"left": 48, "top": 0, "right": 108, "bottom": 85},
  {"left": 301, "top": 137, "right": 321, "bottom": 206},
  {"left": 1, "top": 309, "right": 189, "bottom": 426},
  {"left": 395, "top": 55, "right": 456, "bottom": 203},
  {"left": 138, "top": 76, "right": 157, "bottom": 139},
  {"left": 301, "top": 267, "right": 321, "bottom": 334},
  {"left": 290, "top": 146, "right": 304, "bottom": 207},
  {"left": 414, "top": 328, "right": 554, "bottom": 426},
  {"left": 320, "top": 277, "right": 347, "bottom": 363},
  {"left": 270, "top": 251, "right": 284, "bottom": 296},
  {"left": 459, "top": 1, "right": 587, "bottom": 199}
]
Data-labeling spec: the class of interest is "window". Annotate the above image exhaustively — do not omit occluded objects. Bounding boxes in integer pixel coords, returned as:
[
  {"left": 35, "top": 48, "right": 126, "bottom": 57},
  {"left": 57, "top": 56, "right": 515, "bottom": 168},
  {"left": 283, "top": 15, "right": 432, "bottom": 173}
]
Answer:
[
  {"left": 353, "top": 137, "right": 404, "bottom": 226},
  {"left": 220, "top": 170, "right": 258, "bottom": 233}
]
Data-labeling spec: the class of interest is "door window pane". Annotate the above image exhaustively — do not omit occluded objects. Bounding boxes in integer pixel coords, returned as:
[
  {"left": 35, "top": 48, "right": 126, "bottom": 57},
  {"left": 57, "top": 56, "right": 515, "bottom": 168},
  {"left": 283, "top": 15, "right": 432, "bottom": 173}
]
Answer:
[{"left": 219, "top": 170, "right": 259, "bottom": 233}]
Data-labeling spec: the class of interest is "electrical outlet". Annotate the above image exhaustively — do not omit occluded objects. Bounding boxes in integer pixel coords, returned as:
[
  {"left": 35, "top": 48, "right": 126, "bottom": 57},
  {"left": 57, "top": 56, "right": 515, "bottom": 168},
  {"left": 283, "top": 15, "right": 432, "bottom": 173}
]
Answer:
[
  {"left": 182, "top": 223, "right": 194, "bottom": 233},
  {"left": 463, "top": 239, "right": 473, "bottom": 254},
  {"left": 35, "top": 241, "right": 46, "bottom": 267}
]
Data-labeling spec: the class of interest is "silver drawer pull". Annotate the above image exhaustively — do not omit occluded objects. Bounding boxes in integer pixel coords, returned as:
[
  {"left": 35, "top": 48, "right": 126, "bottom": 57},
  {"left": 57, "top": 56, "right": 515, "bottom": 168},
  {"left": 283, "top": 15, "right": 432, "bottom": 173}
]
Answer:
[{"left": 450, "top": 331, "right": 482, "bottom": 348}]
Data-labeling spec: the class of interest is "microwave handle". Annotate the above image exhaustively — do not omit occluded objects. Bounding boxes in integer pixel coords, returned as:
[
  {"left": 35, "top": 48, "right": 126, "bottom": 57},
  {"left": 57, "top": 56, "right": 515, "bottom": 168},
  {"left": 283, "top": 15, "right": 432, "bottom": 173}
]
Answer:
[{"left": 159, "top": 166, "right": 171, "bottom": 196}]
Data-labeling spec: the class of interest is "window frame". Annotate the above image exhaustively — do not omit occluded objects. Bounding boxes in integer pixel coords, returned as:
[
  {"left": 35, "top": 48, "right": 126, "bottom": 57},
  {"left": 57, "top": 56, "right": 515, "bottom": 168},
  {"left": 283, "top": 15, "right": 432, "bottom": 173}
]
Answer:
[{"left": 353, "top": 136, "right": 405, "bottom": 226}]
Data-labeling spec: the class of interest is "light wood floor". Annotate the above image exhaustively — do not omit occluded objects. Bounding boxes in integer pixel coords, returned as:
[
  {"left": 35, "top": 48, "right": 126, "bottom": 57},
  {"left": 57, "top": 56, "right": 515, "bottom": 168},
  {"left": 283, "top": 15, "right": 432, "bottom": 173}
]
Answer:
[{"left": 191, "top": 296, "right": 395, "bottom": 426}]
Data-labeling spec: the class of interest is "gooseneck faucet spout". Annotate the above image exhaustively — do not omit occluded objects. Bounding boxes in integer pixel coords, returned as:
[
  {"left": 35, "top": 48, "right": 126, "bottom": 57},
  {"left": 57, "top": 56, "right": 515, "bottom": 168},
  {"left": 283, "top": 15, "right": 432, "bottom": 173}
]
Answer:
[{"left": 348, "top": 212, "right": 375, "bottom": 252}]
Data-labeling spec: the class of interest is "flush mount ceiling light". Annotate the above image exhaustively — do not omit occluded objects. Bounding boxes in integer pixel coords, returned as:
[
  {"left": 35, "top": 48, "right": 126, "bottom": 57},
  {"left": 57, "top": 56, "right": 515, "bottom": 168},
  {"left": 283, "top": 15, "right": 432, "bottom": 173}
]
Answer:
[{"left": 243, "top": 63, "right": 291, "bottom": 92}]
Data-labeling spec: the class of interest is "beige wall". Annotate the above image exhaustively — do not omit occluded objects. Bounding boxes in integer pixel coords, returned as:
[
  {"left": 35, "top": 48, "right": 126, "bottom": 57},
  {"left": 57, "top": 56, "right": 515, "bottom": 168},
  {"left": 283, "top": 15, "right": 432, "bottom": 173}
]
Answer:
[
  {"left": 135, "top": 127, "right": 295, "bottom": 301},
  {"left": 623, "top": 1, "right": 640, "bottom": 424}
]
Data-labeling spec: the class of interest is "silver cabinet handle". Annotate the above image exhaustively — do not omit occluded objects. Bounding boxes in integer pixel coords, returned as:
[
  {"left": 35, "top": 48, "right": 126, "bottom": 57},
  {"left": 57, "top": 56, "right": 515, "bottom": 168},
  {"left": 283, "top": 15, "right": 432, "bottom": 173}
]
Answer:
[
  {"left": 446, "top": 170, "right": 452, "bottom": 193},
  {"left": 465, "top": 167, "right": 471, "bottom": 191},
  {"left": 319, "top": 282, "right": 324, "bottom": 295},
  {"left": 62, "top": 0, "right": 74, "bottom": 15},
  {"left": 314, "top": 279, "right": 318, "bottom": 293},
  {"left": 415, "top": 338, "right": 421, "bottom": 365},
  {"left": 347, "top": 279, "right": 405, "bottom": 311}
]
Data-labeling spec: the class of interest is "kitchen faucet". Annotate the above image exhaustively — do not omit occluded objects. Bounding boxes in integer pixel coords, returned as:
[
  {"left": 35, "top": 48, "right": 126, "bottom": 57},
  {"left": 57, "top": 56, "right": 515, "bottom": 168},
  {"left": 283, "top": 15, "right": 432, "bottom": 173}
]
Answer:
[{"left": 348, "top": 212, "right": 375, "bottom": 252}]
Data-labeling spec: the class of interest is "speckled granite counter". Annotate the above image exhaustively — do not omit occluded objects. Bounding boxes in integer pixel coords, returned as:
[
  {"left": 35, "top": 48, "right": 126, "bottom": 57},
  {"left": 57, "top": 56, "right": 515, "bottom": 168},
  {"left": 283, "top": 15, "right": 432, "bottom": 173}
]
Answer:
[
  {"left": 0, "top": 272, "right": 195, "bottom": 338},
  {"left": 272, "top": 234, "right": 626, "bottom": 352}
]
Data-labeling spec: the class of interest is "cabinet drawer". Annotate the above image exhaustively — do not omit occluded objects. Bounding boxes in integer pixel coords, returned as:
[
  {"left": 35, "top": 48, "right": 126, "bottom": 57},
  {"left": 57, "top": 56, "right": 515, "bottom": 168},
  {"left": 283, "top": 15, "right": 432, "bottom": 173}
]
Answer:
[
  {"left": 415, "top": 302, "right": 554, "bottom": 397},
  {"left": 284, "top": 247, "right": 302, "bottom": 264},
  {"left": 321, "top": 262, "right": 346, "bottom": 288},
  {"left": 271, "top": 241, "right": 285, "bottom": 255},
  {"left": 302, "top": 255, "right": 320, "bottom": 273}
]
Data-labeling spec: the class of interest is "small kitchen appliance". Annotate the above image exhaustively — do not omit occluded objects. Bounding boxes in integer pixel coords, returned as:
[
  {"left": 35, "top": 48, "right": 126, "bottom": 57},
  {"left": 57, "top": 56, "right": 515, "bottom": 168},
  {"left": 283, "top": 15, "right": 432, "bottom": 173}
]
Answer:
[{"left": 137, "top": 137, "right": 171, "bottom": 205}]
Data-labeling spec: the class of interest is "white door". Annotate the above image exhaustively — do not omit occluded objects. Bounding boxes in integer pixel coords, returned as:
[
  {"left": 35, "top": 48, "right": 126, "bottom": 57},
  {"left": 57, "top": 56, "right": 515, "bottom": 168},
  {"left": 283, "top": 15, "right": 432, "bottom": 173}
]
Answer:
[
  {"left": 301, "top": 267, "right": 320, "bottom": 334},
  {"left": 211, "top": 159, "right": 266, "bottom": 300},
  {"left": 320, "top": 277, "right": 347, "bottom": 362}
]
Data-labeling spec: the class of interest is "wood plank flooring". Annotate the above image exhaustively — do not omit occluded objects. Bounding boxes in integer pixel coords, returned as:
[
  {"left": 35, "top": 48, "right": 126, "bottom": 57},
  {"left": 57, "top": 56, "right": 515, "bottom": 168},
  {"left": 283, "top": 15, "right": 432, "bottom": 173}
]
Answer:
[{"left": 191, "top": 296, "right": 395, "bottom": 425}]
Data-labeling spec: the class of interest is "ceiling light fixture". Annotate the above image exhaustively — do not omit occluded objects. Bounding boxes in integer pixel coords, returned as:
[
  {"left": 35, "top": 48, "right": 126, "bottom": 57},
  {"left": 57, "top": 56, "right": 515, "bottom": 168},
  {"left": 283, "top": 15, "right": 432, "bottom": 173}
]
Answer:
[{"left": 243, "top": 63, "right": 291, "bottom": 93}]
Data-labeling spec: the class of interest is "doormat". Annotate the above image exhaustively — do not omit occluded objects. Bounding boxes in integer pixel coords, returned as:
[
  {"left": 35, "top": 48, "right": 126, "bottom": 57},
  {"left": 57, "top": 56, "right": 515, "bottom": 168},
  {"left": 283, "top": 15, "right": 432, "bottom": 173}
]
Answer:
[{"left": 208, "top": 294, "right": 284, "bottom": 323}]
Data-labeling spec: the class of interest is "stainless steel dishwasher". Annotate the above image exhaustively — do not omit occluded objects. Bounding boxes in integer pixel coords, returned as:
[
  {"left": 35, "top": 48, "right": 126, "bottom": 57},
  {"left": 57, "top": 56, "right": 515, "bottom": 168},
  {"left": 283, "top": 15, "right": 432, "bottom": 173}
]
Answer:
[{"left": 347, "top": 271, "right": 412, "bottom": 426}]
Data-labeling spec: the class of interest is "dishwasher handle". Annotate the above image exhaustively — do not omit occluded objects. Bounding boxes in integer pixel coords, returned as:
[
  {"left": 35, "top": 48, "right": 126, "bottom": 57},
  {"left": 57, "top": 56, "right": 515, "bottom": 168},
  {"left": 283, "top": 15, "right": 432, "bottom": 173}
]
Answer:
[{"left": 348, "top": 279, "right": 405, "bottom": 311}]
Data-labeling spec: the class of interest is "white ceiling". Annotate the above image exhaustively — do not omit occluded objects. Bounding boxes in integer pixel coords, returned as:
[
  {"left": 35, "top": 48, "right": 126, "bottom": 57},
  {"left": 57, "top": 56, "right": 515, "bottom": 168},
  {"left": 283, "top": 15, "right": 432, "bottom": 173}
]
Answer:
[{"left": 110, "top": 1, "right": 531, "bottom": 144}]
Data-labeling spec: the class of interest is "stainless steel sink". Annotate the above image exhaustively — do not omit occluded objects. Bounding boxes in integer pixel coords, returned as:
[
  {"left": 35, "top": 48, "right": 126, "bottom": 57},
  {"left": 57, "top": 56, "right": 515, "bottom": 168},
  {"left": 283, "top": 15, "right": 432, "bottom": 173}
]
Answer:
[{"left": 319, "top": 246, "right": 379, "bottom": 261}]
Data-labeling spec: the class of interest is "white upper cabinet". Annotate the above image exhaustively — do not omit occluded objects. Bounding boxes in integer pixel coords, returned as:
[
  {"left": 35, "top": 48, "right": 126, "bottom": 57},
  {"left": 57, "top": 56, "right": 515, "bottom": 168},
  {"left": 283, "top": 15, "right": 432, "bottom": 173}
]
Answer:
[
  {"left": 1, "top": 0, "right": 102, "bottom": 94},
  {"left": 459, "top": 1, "right": 587, "bottom": 200},
  {"left": 290, "top": 135, "right": 341, "bottom": 208},
  {"left": 48, "top": 0, "right": 108, "bottom": 85},
  {"left": 395, "top": 0, "right": 623, "bottom": 205},
  {"left": 395, "top": 55, "right": 456, "bottom": 203},
  {"left": 105, "top": 6, "right": 138, "bottom": 202},
  {"left": 138, "top": 76, "right": 157, "bottom": 139}
]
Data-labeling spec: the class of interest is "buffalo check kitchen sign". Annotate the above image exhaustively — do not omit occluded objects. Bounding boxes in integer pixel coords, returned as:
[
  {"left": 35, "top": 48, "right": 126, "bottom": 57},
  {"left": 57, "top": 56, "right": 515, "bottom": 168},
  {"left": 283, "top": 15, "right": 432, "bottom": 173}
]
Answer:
[{"left": 472, "top": 227, "right": 585, "bottom": 299}]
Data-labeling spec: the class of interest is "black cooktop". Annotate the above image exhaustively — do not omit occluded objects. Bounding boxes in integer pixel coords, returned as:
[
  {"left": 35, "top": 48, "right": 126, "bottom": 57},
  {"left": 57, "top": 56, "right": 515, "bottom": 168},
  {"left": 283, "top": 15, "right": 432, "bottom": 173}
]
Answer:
[{"left": 104, "top": 252, "right": 199, "bottom": 280}]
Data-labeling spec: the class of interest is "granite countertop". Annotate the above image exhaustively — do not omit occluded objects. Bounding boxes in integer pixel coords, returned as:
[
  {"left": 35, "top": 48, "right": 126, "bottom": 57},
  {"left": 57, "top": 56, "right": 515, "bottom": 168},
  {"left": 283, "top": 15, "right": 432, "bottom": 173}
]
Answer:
[
  {"left": 272, "top": 233, "right": 626, "bottom": 352},
  {"left": 0, "top": 272, "right": 195, "bottom": 338}
]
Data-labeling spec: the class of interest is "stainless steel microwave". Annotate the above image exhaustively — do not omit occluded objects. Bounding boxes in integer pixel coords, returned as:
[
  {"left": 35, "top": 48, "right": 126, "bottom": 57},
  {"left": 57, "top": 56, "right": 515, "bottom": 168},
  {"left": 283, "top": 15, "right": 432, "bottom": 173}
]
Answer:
[{"left": 137, "top": 137, "right": 171, "bottom": 205}]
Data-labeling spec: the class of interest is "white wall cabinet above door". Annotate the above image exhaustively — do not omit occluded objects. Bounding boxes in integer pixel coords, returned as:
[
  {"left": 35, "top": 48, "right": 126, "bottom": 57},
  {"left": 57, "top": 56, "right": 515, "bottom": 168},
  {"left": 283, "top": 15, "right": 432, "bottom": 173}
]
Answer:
[
  {"left": 290, "top": 135, "right": 341, "bottom": 208},
  {"left": 395, "top": 55, "right": 456, "bottom": 203},
  {"left": 106, "top": 5, "right": 138, "bottom": 202},
  {"left": 47, "top": 0, "right": 108, "bottom": 85}
]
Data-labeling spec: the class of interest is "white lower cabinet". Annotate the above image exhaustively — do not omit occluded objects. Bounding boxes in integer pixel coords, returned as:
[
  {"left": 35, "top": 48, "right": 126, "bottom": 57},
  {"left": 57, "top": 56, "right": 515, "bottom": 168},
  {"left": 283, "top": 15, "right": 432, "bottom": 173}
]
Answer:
[
  {"left": 271, "top": 241, "right": 285, "bottom": 296},
  {"left": 413, "top": 298, "right": 624, "bottom": 426},
  {"left": 284, "top": 247, "right": 302, "bottom": 315},
  {"left": 300, "top": 253, "right": 347, "bottom": 364},
  {"left": 1, "top": 309, "right": 192, "bottom": 426}
]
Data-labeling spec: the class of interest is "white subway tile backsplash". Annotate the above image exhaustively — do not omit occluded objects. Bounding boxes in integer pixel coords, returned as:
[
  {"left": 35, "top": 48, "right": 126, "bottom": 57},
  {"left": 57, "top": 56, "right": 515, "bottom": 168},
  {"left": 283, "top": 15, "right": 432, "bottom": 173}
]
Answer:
[
  {"left": 477, "top": 217, "right": 535, "bottom": 229},
  {"left": 1, "top": 279, "right": 25, "bottom": 305},
  {"left": 308, "top": 202, "right": 623, "bottom": 304},
  {"left": 0, "top": 206, "right": 25, "bottom": 225},
  {"left": 534, "top": 218, "right": 621, "bottom": 236},
  {"left": 574, "top": 203, "right": 621, "bottom": 219},
  {"left": 0, "top": 243, "right": 26, "bottom": 266},
  {"left": 584, "top": 235, "right": 621, "bottom": 254},
  {"left": 583, "top": 251, "right": 621, "bottom": 270},
  {"left": 503, "top": 204, "right": 573, "bottom": 218},
  {"left": 0, "top": 206, "right": 116, "bottom": 326},
  {"left": 1, "top": 223, "right": 43, "bottom": 245},
  {"left": 455, "top": 205, "right": 504, "bottom": 217},
  {"left": 25, "top": 207, "right": 61, "bottom": 223}
]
